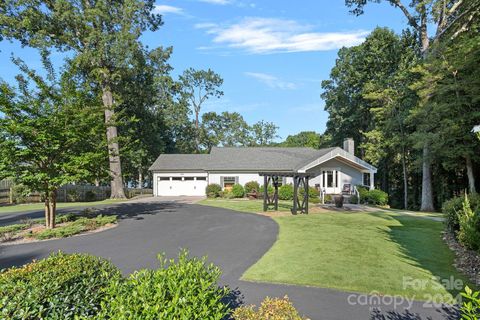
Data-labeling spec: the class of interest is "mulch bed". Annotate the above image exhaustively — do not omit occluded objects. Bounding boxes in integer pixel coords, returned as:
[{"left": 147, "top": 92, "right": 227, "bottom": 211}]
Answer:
[{"left": 443, "top": 231, "right": 480, "bottom": 286}]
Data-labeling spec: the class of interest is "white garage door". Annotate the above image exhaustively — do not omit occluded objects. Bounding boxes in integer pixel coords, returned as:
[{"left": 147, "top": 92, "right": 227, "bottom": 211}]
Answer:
[{"left": 157, "top": 176, "right": 207, "bottom": 196}]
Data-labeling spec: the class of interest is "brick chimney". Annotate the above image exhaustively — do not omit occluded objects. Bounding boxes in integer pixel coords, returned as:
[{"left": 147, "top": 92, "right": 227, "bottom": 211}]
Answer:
[{"left": 343, "top": 138, "right": 354, "bottom": 154}]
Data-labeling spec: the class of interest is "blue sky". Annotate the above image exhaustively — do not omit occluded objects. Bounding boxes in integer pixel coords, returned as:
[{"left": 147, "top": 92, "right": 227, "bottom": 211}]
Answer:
[{"left": 0, "top": 0, "right": 410, "bottom": 140}]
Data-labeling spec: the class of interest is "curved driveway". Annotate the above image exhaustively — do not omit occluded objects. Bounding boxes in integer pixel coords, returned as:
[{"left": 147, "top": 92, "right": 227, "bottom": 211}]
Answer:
[{"left": 0, "top": 198, "right": 457, "bottom": 320}]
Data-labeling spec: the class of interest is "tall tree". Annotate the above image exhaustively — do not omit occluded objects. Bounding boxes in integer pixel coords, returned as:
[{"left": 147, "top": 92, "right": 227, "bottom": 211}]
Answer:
[
  {"left": 0, "top": 57, "right": 104, "bottom": 228},
  {"left": 281, "top": 131, "right": 329, "bottom": 149},
  {"left": 250, "top": 120, "right": 279, "bottom": 146},
  {"left": 200, "top": 111, "right": 250, "bottom": 151},
  {"left": 0, "top": 0, "right": 163, "bottom": 198},
  {"left": 344, "top": 0, "right": 480, "bottom": 211},
  {"left": 179, "top": 68, "right": 223, "bottom": 152}
]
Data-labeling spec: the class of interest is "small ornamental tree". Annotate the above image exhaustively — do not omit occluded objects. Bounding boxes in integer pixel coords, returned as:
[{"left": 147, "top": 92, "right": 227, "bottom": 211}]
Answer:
[{"left": 0, "top": 58, "right": 104, "bottom": 229}]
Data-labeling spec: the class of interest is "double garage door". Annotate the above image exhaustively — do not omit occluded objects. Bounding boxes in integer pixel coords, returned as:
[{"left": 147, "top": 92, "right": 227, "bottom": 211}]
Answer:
[{"left": 157, "top": 176, "right": 207, "bottom": 196}]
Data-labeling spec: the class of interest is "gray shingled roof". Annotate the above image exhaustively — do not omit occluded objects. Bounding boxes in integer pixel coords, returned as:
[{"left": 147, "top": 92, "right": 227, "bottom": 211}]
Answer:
[{"left": 149, "top": 147, "right": 336, "bottom": 172}]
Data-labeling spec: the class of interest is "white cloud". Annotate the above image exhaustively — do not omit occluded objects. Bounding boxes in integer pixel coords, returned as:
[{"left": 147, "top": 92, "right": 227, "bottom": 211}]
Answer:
[
  {"left": 198, "top": 0, "right": 232, "bottom": 4},
  {"left": 244, "top": 72, "right": 297, "bottom": 90},
  {"left": 197, "top": 17, "right": 369, "bottom": 54},
  {"left": 153, "top": 4, "right": 184, "bottom": 15}
]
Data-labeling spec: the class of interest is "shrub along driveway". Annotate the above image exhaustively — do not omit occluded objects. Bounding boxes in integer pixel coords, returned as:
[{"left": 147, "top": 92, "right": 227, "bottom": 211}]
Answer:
[{"left": 0, "top": 198, "right": 457, "bottom": 320}]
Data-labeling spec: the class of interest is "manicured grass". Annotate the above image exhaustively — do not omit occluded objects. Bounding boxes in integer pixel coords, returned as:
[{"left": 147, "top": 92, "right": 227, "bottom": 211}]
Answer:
[
  {"left": 200, "top": 199, "right": 293, "bottom": 213},
  {"left": 199, "top": 199, "right": 469, "bottom": 301},
  {"left": 0, "top": 199, "right": 125, "bottom": 214}
]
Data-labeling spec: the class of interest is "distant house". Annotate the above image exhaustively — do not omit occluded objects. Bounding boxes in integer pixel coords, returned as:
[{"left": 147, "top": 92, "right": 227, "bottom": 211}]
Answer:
[{"left": 149, "top": 138, "right": 377, "bottom": 197}]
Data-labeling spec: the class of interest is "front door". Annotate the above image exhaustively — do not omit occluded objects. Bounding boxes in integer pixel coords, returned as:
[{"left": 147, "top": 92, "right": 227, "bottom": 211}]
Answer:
[{"left": 322, "top": 170, "right": 340, "bottom": 194}]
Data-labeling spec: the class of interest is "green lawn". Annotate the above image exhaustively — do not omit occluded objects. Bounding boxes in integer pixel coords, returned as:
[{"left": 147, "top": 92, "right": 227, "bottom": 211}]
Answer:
[
  {"left": 199, "top": 199, "right": 468, "bottom": 301},
  {"left": 0, "top": 199, "right": 125, "bottom": 214}
]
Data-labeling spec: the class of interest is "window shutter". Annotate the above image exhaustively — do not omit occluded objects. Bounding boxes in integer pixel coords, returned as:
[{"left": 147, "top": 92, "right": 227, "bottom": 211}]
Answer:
[
  {"left": 235, "top": 176, "right": 239, "bottom": 184},
  {"left": 220, "top": 176, "right": 224, "bottom": 188}
]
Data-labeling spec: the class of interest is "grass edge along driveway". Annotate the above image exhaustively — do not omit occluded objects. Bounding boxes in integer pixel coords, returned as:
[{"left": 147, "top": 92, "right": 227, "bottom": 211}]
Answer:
[
  {"left": 0, "top": 199, "right": 125, "bottom": 214},
  {"left": 199, "top": 199, "right": 468, "bottom": 302}
]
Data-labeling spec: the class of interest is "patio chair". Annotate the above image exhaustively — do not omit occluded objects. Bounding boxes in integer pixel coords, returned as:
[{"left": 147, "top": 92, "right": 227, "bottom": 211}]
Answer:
[{"left": 341, "top": 184, "right": 352, "bottom": 195}]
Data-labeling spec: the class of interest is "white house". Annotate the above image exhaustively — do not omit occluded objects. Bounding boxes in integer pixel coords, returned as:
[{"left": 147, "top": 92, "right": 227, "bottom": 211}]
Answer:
[{"left": 149, "top": 138, "right": 377, "bottom": 197}]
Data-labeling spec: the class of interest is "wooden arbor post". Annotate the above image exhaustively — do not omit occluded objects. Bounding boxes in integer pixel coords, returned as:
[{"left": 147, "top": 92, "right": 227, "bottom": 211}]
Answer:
[
  {"left": 260, "top": 172, "right": 310, "bottom": 214},
  {"left": 291, "top": 175, "right": 309, "bottom": 215},
  {"left": 263, "top": 175, "right": 279, "bottom": 211}
]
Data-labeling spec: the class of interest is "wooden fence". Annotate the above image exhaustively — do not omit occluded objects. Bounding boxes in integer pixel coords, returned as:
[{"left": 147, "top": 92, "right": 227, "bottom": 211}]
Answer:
[{"left": 0, "top": 180, "right": 152, "bottom": 204}]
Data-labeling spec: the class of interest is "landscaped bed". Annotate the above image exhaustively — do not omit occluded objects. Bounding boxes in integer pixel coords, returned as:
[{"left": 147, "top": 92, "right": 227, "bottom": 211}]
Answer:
[
  {"left": 199, "top": 198, "right": 472, "bottom": 302},
  {"left": 0, "top": 210, "right": 117, "bottom": 244}
]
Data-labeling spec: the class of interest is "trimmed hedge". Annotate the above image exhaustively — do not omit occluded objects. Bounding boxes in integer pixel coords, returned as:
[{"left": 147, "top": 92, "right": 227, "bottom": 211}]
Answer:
[
  {"left": 98, "top": 251, "right": 231, "bottom": 320},
  {"left": 231, "top": 184, "right": 245, "bottom": 198},
  {"left": 356, "top": 186, "right": 388, "bottom": 206},
  {"left": 366, "top": 189, "right": 389, "bottom": 206},
  {"left": 206, "top": 183, "right": 222, "bottom": 198},
  {"left": 244, "top": 181, "right": 260, "bottom": 194},
  {"left": 0, "top": 252, "right": 121, "bottom": 319}
]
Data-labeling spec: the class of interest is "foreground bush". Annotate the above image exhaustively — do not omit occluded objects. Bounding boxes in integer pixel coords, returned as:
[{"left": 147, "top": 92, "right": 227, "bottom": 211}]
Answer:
[
  {"left": 442, "top": 193, "right": 480, "bottom": 233},
  {"left": 461, "top": 286, "right": 480, "bottom": 320},
  {"left": 98, "top": 250, "right": 231, "bottom": 320},
  {"left": 233, "top": 296, "right": 307, "bottom": 320},
  {"left": 0, "top": 252, "right": 121, "bottom": 319},
  {"left": 244, "top": 181, "right": 260, "bottom": 194},
  {"left": 206, "top": 183, "right": 222, "bottom": 198},
  {"left": 231, "top": 184, "right": 245, "bottom": 198},
  {"left": 457, "top": 194, "right": 480, "bottom": 252}
]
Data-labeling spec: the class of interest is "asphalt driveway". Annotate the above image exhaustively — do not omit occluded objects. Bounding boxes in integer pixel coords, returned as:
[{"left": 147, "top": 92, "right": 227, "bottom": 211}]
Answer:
[{"left": 0, "top": 198, "right": 458, "bottom": 320}]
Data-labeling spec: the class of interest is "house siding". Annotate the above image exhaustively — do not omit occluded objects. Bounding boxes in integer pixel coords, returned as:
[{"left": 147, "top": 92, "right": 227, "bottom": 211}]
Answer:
[{"left": 306, "top": 158, "right": 364, "bottom": 191}]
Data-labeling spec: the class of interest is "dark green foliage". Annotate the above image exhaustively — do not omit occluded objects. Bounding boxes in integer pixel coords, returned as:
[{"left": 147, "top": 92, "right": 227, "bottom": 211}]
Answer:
[
  {"left": 442, "top": 193, "right": 480, "bottom": 233},
  {"left": 0, "top": 252, "right": 121, "bottom": 319},
  {"left": 350, "top": 194, "right": 359, "bottom": 204},
  {"left": 10, "top": 184, "right": 30, "bottom": 204},
  {"left": 280, "top": 131, "right": 332, "bottom": 149},
  {"left": 279, "top": 184, "right": 294, "bottom": 200},
  {"left": 244, "top": 181, "right": 260, "bottom": 194},
  {"left": 206, "top": 184, "right": 222, "bottom": 198},
  {"left": 231, "top": 184, "right": 245, "bottom": 198},
  {"left": 85, "top": 190, "right": 96, "bottom": 202},
  {"left": 97, "top": 250, "right": 231, "bottom": 320}
]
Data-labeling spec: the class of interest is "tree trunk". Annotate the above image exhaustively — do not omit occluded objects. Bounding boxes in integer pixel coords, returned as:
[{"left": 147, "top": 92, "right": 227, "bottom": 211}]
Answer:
[
  {"left": 102, "top": 85, "right": 127, "bottom": 199},
  {"left": 420, "top": 144, "right": 435, "bottom": 211},
  {"left": 44, "top": 197, "right": 50, "bottom": 229},
  {"left": 48, "top": 190, "right": 57, "bottom": 229},
  {"left": 402, "top": 146, "right": 408, "bottom": 209},
  {"left": 195, "top": 111, "right": 200, "bottom": 153},
  {"left": 138, "top": 168, "right": 143, "bottom": 189},
  {"left": 466, "top": 155, "right": 476, "bottom": 194}
]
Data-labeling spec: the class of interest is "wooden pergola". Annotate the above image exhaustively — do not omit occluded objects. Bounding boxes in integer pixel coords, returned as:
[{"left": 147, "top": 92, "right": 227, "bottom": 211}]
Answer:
[{"left": 259, "top": 172, "right": 312, "bottom": 215}]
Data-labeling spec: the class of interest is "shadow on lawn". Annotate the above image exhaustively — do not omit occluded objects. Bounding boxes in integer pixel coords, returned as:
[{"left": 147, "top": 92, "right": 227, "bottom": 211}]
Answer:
[
  {"left": 367, "top": 212, "right": 466, "bottom": 319},
  {"left": 0, "top": 200, "right": 188, "bottom": 227}
]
